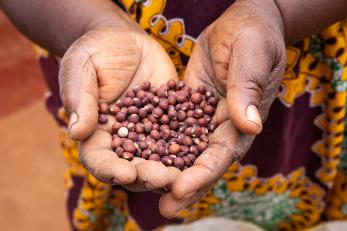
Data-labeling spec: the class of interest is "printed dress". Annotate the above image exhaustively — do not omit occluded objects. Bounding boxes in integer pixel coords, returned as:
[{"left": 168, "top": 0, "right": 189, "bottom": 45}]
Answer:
[{"left": 35, "top": 0, "right": 347, "bottom": 230}]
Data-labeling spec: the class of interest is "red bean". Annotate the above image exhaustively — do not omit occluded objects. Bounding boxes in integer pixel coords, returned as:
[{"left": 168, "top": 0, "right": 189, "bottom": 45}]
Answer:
[
  {"left": 169, "top": 144, "right": 181, "bottom": 154},
  {"left": 143, "top": 81, "right": 151, "bottom": 91},
  {"left": 109, "top": 104, "right": 120, "bottom": 115},
  {"left": 123, "top": 140, "right": 136, "bottom": 153},
  {"left": 128, "top": 114, "right": 139, "bottom": 123},
  {"left": 98, "top": 114, "right": 108, "bottom": 124},
  {"left": 98, "top": 102, "right": 109, "bottom": 114},
  {"left": 161, "top": 156, "right": 173, "bottom": 166},
  {"left": 174, "top": 157, "right": 184, "bottom": 168}
]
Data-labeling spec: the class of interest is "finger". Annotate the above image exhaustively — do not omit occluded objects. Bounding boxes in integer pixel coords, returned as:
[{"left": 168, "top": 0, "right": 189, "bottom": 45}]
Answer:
[
  {"left": 159, "top": 185, "right": 210, "bottom": 219},
  {"left": 124, "top": 162, "right": 180, "bottom": 192},
  {"left": 171, "top": 120, "right": 254, "bottom": 200},
  {"left": 59, "top": 42, "right": 99, "bottom": 141},
  {"left": 79, "top": 129, "right": 137, "bottom": 184},
  {"left": 226, "top": 31, "right": 285, "bottom": 135}
]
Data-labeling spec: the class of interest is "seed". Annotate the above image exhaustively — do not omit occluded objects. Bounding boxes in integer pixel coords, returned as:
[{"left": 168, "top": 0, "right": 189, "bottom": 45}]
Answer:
[
  {"left": 198, "top": 118, "right": 208, "bottom": 127},
  {"left": 144, "top": 121, "right": 153, "bottom": 132},
  {"left": 168, "top": 109, "right": 177, "bottom": 120},
  {"left": 161, "top": 128, "right": 171, "bottom": 140},
  {"left": 150, "top": 96, "right": 160, "bottom": 106},
  {"left": 180, "top": 102, "right": 190, "bottom": 111},
  {"left": 116, "top": 99, "right": 123, "bottom": 107},
  {"left": 123, "top": 97, "right": 134, "bottom": 107},
  {"left": 123, "top": 140, "right": 136, "bottom": 153},
  {"left": 126, "top": 90, "right": 136, "bottom": 98},
  {"left": 128, "top": 131, "right": 138, "bottom": 141},
  {"left": 157, "top": 88, "right": 168, "bottom": 98},
  {"left": 109, "top": 104, "right": 120, "bottom": 115},
  {"left": 142, "top": 96, "right": 150, "bottom": 105},
  {"left": 133, "top": 85, "right": 141, "bottom": 93},
  {"left": 148, "top": 114, "right": 158, "bottom": 123},
  {"left": 192, "top": 127, "right": 202, "bottom": 137},
  {"left": 127, "top": 122, "right": 135, "bottom": 131},
  {"left": 208, "top": 122, "right": 217, "bottom": 132},
  {"left": 122, "top": 121, "right": 129, "bottom": 127},
  {"left": 149, "top": 153, "right": 160, "bottom": 161},
  {"left": 111, "top": 137, "right": 122, "bottom": 149},
  {"left": 159, "top": 115, "right": 170, "bottom": 124},
  {"left": 157, "top": 139, "right": 166, "bottom": 146},
  {"left": 165, "top": 79, "right": 175, "bottom": 89},
  {"left": 185, "top": 127, "right": 193, "bottom": 136},
  {"left": 127, "top": 114, "right": 139, "bottom": 124},
  {"left": 98, "top": 114, "right": 108, "bottom": 124},
  {"left": 159, "top": 99, "right": 169, "bottom": 110},
  {"left": 186, "top": 110, "right": 194, "bottom": 118},
  {"left": 135, "top": 123, "right": 145, "bottom": 134},
  {"left": 182, "top": 85, "right": 191, "bottom": 92},
  {"left": 193, "top": 109, "right": 204, "bottom": 119},
  {"left": 160, "top": 125, "right": 170, "bottom": 131},
  {"left": 115, "top": 147, "right": 124, "bottom": 156},
  {"left": 191, "top": 93, "right": 203, "bottom": 104},
  {"left": 208, "top": 97, "right": 218, "bottom": 106},
  {"left": 139, "top": 108, "right": 147, "bottom": 119},
  {"left": 183, "top": 156, "right": 192, "bottom": 167},
  {"left": 144, "top": 103, "right": 154, "bottom": 113},
  {"left": 205, "top": 91, "right": 214, "bottom": 99},
  {"left": 141, "top": 149, "right": 151, "bottom": 159},
  {"left": 117, "top": 127, "right": 129, "bottom": 138},
  {"left": 183, "top": 136, "right": 193, "bottom": 146},
  {"left": 197, "top": 86, "right": 206, "bottom": 94},
  {"left": 128, "top": 106, "right": 139, "bottom": 114},
  {"left": 111, "top": 122, "right": 122, "bottom": 134},
  {"left": 201, "top": 134, "right": 209, "bottom": 142},
  {"left": 150, "top": 86, "right": 158, "bottom": 95},
  {"left": 138, "top": 134, "right": 146, "bottom": 141},
  {"left": 143, "top": 81, "right": 151, "bottom": 91},
  {"left": 157, "top": 146, "right": 168, "bottom": 156},
  {"left": 181, "top": 146, "right": 190, "bottom": 155},
  {"left": 197, "top": 142, "right": 208, "bottom": 152},
  {"left": 136, "top": 90, "right": 146, "bottom": 99},
  {"left": 98, "top": 102, "right": 109, "bottom": 114},
  {"left": 152, "top": 123, "right": 160, "bottom": 130},
  {"left": 169, "top": 121, "right": 179, "bottom": 130},
  {"left": 150, "top": 130, "right": 161, "bottom": 140},
  {"left": 152, "top": 107, "right": 163, "bottom": 118},
  {"left": 185, "top": 117, "right": 197, "bottom": 126},
  {"left": 161, "top": 156, "right": 173, "bottom": 166},
  {"left": 115, "top": 111, "right": 127, "bottom": 122},
  {"left": 203, "top": 105, "right": 215, "bottom": 115},
  {"left": 174, "top": 157, "right": 184, "bottom": 168},
  {"left": 121, "top": 152, "right": 134, "bottom": 161},
  {"left": 133, "top": 98, "right": 142, "bottom": 108},
  {"left": 168, "top": 95, "right": 176, "bottom": 105},
  {"left": 175, "top": 93, "right": 186, "bottom": 103},
  {"left": 187, "top": 154, "right": 196, "bottom": 162},
  {"left": 177, "top": 81, "right": 185, "bottom": 89},
  {"left": 204, "top": 114, "right": 211, "bottom": 122},
  {"left": 169, "top": 144, "right": 181, "bottom": 154},
  {"left": 190, "top": 145, "right": 199, "bottom": 156},
  {"left": 177, "top": 110, "right": 187, "bottom": 121}
]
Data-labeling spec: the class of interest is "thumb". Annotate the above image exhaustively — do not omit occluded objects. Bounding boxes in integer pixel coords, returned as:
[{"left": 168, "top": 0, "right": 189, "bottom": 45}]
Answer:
[
  {"left": 226, "top": 34, "right": 285, "bottom": 135},
  {"left": 59, "top": 44, "right": 99, "bottom": 141}
]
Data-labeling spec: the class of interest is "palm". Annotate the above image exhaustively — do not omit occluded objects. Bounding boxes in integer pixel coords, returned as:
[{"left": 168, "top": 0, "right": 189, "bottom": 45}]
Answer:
[{"left": 60, "top": 26, "right": 179, "bottom": 191}]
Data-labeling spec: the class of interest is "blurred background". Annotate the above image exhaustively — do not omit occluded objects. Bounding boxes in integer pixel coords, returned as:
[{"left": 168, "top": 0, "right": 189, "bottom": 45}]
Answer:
[{"left": 0, "top": 11, "right": 69, "bottom": 230}]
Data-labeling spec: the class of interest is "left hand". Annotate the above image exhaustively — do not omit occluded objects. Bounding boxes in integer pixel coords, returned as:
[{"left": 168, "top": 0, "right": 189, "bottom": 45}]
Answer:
[{"left": 159, "top": 0, "right": 287, "bottom": 218}]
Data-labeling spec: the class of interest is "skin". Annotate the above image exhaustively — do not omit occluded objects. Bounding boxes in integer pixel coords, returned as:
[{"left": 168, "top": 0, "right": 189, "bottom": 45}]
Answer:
[{"left": 1, "top": 0, "right": 347, "bottom": 219}]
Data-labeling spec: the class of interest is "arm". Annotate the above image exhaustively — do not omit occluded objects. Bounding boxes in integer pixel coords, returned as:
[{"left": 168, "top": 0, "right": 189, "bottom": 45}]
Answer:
[
  {"left": 0, "top": 0, "right": 131, "bottom": 56},
  {"left": 275, "top": 0, "right": 347, "bottom": 44}
]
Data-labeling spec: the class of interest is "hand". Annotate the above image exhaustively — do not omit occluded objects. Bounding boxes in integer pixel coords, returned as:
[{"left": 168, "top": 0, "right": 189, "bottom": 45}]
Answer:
[
  {"left": 59, "top": 19, "right": 180, "bottom": 190},
  {"left": 159, "top": 0, "right": 287, "bottom": 217}
]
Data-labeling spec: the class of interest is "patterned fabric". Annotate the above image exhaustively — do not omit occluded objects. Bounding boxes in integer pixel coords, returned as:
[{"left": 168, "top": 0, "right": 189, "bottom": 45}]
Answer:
[{"left": 35, "top": 0, "right": 347, "bottom": 230}]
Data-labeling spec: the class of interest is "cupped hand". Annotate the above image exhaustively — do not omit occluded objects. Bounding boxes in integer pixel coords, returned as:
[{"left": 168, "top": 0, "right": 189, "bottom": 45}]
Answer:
[
  {"left": 159, "top": 0, "right": 287, "bottom": 218},
  {"left": 59, "top": 19, "right": 180, "bottom": 190}
]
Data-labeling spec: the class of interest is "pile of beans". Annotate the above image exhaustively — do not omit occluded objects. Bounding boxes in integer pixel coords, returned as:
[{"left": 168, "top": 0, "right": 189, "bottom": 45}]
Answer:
[{"left": 98, "top": 80, "right": 218, "bottom": 169}]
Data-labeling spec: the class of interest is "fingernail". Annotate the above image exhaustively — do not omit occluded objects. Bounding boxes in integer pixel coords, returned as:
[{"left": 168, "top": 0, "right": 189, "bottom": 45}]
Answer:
[
  {"left": 68, "top": 112, "right": 79, "bottom": 130},
  {"left": 246, "top": 105, "right": 262, "bottom": 128},
  {"left": 181, "top": 191, "right": 196, "bottom": 200}
]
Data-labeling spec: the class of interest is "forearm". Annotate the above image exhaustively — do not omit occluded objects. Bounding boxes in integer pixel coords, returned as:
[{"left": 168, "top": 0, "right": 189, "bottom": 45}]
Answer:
[
  {"left": 0, "top": 0, "right": 131, "bottom": 56},
  {"left": 275, "top": 0, "right": 347, "bottom": 44}
]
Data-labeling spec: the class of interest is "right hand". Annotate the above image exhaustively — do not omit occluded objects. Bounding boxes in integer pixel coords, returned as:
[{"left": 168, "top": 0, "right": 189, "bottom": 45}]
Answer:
[{"left": 59, "top": 18, "right": 180, "bottom": 191}]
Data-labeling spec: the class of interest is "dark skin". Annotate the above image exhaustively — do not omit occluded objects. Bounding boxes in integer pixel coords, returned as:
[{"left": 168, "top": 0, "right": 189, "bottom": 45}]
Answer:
[{"left": 1, "top": 0, "right": 346, "bottom": 218}]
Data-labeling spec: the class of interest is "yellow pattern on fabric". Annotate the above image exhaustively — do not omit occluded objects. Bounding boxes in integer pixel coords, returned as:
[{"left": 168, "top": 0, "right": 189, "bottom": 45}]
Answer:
[{"left": 52, "top": 1, "right": 347, "bottom": 230}]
